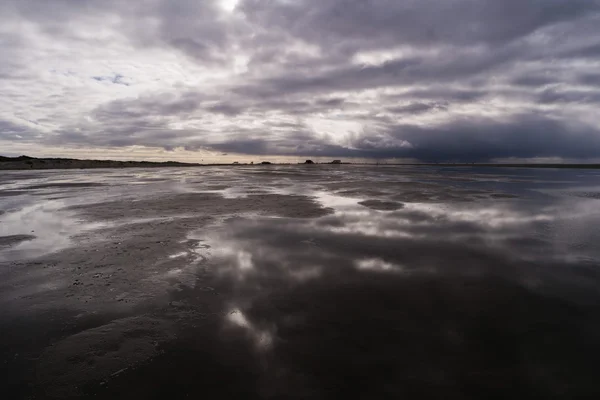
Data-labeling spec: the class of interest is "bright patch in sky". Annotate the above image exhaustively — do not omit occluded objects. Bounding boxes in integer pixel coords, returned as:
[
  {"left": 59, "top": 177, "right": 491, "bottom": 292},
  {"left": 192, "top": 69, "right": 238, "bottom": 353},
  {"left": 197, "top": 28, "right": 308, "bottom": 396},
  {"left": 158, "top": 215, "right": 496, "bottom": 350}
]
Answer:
[{"left": 219, "top": 0, "right": 239, "bottom": 12}]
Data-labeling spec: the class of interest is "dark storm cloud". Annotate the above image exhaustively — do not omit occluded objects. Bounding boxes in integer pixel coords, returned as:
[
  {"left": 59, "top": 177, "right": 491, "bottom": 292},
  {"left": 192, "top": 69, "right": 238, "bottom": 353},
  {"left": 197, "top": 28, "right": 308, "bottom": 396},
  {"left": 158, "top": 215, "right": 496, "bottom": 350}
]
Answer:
[{"left": 349, "top": 114, "right": 600, "bottom": 162}]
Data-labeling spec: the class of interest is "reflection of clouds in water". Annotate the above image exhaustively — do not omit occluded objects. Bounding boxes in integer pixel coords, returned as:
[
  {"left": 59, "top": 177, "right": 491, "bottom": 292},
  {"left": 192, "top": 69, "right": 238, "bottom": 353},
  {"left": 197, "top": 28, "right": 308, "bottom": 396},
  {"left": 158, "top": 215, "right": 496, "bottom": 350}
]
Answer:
[
  {"left": 289, "top": 266, "right": 322, "bottom": 282},
  {"left": 212, "top": 235, "right": 322, "bottom": 284},
  {"left": 168, "top": 251, "right": 188, "bottom": 259},
  {"left": 535, "top": 199, "right": 600, "bottom": 262},
  {"left": 166, "top": 268, "right": 184, "bottom": 276},
  {"left": 200, "top": 192, "right": 600, "bottom": 396},
  {"left": 406, "top": 202, "right": 554, "bottom": 228},
  {"left": 307, "top": 191, "right": 568, "bottom": 257},
  {"left": 318, "top": 214, "right": 416, "bottom": 239},
  {"left": 211, "top": 245, "right": 256, "bottom": 279},
  {"left": 205, "top": 191, "right": 600, "bottom": 321},
  {"left": 227, "top": 308, "right": 274, "bottom": 350},
  {"left": 307, "top": 202, "right": 558, "bottom": 253},
  {"left": 313, "top": 191, "right": 364, "bottom": 211},
  {"left": 154, "top": 242, "right": 212, "bottom": 288},
  {"left": 237, "top": 251, "right": 254, "bottom": 271},
  {"left": 356, "top": 258, "right": 404, "bottom": 273},
  {"left": 0, "top": 200, "right": 108, "bottom": 261}
]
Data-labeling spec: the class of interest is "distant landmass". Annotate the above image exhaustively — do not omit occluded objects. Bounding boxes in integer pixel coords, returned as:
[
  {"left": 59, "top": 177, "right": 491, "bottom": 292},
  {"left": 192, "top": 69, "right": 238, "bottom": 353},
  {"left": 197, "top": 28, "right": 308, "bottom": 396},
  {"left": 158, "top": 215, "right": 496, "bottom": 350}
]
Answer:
[
  {"left": 1, "top": 155, "right": 600, "bottom": 170},
  {"left": 0, "top": 155, "right": 201, "bottom": 170},
  {"left": 386, "top": 163, "right": 600, "bottom": 169}
]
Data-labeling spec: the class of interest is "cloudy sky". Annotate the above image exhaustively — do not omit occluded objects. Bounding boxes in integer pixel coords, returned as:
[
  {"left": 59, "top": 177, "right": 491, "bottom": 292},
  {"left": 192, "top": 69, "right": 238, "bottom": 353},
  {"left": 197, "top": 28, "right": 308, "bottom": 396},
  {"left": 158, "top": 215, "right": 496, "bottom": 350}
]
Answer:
[{"left": 1, "top": 0, "right": 600, "bottom": 163}]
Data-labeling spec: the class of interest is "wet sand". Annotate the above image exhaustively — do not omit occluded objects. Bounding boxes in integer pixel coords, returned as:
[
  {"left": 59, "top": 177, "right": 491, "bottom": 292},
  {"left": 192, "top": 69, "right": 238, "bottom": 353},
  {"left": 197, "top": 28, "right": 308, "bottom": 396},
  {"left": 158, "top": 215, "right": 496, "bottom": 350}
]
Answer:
[{"left": 2, "top": 165, "right": 600, "bottom": 399}]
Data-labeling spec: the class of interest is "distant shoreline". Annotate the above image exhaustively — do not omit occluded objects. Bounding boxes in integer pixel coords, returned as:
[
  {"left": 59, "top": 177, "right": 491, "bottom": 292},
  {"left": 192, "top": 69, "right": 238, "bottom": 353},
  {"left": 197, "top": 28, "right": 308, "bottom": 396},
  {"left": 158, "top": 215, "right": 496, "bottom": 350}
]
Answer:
[
  {"left": 0, "top": 155, "right": 202, "bottom": 170},
  {"left": 1, "top": 156, "right": 600, "bottom": 170},
  {"left": 356, "top": 163, "right": 600, "bottom": 169}
]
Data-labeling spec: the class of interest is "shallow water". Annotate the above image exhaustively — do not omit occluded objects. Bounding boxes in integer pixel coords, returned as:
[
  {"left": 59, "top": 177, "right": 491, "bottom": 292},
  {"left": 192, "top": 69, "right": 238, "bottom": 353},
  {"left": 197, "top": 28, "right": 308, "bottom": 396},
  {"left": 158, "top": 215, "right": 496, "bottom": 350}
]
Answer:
[{"left": 1, "top": 166, "right": 600, "bottom": 398}]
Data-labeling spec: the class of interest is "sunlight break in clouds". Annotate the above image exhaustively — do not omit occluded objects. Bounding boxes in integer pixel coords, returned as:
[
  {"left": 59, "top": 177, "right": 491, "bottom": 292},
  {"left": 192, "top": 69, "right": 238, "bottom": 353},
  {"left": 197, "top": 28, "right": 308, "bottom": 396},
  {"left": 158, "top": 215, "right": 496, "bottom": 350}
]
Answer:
[{"left": 219, "top": 0, "right": 240, "bottom": 12}]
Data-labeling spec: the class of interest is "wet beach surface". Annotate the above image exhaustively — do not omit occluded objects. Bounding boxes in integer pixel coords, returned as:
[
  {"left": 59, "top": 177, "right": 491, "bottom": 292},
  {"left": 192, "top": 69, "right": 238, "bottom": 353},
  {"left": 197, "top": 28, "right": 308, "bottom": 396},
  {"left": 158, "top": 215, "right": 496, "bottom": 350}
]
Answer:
[{"left": 2, "top": 165, "right": 600, "bottom": 399}]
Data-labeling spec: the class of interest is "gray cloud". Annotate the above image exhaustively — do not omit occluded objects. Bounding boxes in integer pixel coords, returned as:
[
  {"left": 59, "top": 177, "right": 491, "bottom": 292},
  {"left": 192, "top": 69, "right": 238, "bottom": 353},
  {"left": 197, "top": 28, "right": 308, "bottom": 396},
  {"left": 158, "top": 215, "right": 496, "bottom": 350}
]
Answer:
[
  {"left": 511, "top": 74, "right": 558, "bottom": 88},
  {"left": 232, "top": 47, "right": 521, "bottom": 100},
  {"left": 1, "top": 0, "right": 236, "bottom": 63},
  {"left": 538, "top": 88, "right": 600, "bottom": 105},
  {"left": 387, "top": 102, "right": 448, "bottom": 115},
  {"left": 386, "top": 88, "right": 489, "bottom": 103},
  {"left": 241, "top": 0, "right": 598, "bottom": 50},
  {"left": 350, "top": 114, "right": 600, "bottom": 162},
  {"left": 0, "top": 120, "right": 39, "bottom": 141},
  {"left": 2, "top": 0, "right": 600, "bottom": 161},
  {"left": 93, "top": 93, "right": 205, "bottom": 120},
  {"left": 577, "top": 73, "right": 600, "bottom": 87}
]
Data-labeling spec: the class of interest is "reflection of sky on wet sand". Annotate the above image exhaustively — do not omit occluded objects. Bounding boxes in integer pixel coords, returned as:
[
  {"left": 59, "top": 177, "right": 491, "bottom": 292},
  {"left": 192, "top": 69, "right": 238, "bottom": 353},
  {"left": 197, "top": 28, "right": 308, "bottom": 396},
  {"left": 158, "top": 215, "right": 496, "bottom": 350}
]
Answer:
[
  {"left": 207, "top": 193, "right": 600, "bottom": 292},
  {"left": 3, "top": 165, "right": 600, "bottom": 300},
  {"left": 0, "top": 199, "right": 108, "bottom": 262},
  {"left": 226, "top": 307, "right": 274, "bottom": 350},
  {"left": 356, "top": 258, "right": 405, "bottom": 272},
  {"left": 194, "top": 178, "right": 600, "bottom": 396},
  {"left": 3, "top": 166, "right": 600, "bottom": 397},
  {"left": 195, "top": 169, "right": 600, "bottom": 398}
]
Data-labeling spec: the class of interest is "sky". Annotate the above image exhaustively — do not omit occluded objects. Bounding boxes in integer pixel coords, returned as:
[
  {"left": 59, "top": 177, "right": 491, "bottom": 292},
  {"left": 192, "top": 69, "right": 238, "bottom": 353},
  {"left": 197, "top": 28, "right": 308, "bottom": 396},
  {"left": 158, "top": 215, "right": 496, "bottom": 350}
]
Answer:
[{"left": 1, "top": 0, "right": 600, "bottom": 163}]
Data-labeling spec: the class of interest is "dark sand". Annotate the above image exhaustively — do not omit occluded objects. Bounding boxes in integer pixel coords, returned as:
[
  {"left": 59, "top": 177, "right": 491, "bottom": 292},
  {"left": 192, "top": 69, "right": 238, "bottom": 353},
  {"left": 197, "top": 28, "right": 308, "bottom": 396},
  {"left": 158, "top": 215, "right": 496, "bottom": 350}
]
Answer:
[
  {"left": 359, "top": 199, "right": 405, "bottom": 210},
  {"left": 21, "top": 183, "right": 107, "bottom": 190},
  {"left": 1, "top": 165, "right": 600, "bottom": 399},
  {"left": 0, "top": 235, "right": 36, "bottom": 248}
]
